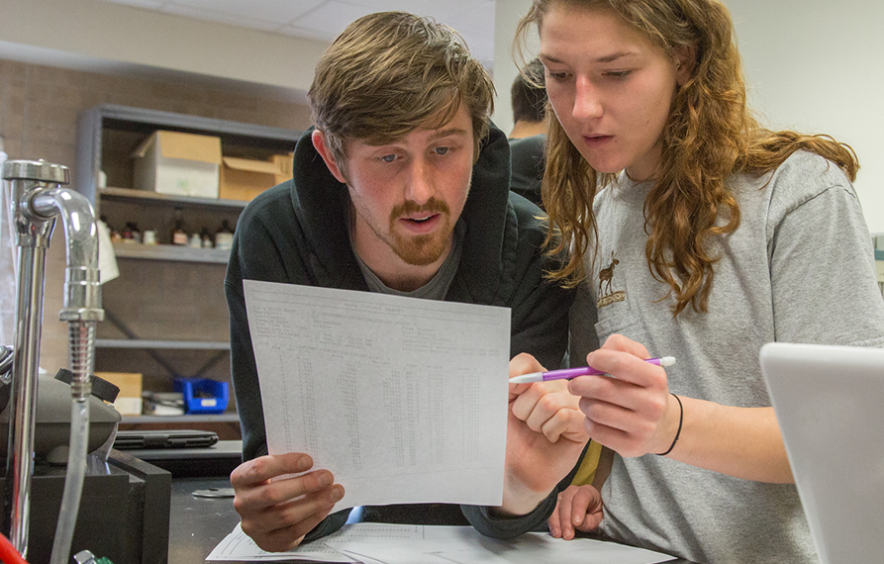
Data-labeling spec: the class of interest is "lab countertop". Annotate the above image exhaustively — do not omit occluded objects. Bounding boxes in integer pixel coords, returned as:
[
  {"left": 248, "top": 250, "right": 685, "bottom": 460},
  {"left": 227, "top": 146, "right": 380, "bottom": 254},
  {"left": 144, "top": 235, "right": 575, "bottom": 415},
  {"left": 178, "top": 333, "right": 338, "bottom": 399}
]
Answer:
[{"left": 169, "top": 477, "right": 240, "bottom": 564}]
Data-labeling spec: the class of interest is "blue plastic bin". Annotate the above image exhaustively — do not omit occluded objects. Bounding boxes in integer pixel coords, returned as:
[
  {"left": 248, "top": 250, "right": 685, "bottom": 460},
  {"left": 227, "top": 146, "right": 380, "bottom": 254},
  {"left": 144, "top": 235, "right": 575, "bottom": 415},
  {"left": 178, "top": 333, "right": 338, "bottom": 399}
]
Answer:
[{"left": 173, "top": 378, "right": 229, "bottom": 414}]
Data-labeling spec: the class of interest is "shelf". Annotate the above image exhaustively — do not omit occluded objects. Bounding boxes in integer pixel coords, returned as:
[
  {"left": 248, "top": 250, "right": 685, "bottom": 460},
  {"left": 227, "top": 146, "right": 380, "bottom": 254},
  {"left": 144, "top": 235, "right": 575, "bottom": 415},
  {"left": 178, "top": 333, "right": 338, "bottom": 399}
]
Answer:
[
  {"left": 111, "top": 242, "right": 230, "bottom": 264},
  {"left": 76, "top": 104, "right": 302, "bottom": 205},
  {"left": 121, "top": 413, "right": 240, "bottom": 424},
  {"left": 74, "top": 105, "right": 300, "bottom": 439},
  {"left": 96, "top": 339, "right": 230, "bottom": 350},
  {"left": 100, "top": 186, "right": 250, "bottom": 209}
]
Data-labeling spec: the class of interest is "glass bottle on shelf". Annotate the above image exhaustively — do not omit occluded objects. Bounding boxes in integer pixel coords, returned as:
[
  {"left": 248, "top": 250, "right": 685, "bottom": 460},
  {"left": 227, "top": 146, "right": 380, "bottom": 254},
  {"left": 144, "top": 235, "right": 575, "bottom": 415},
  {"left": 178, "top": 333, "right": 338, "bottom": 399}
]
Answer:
[
  {"left": 171, "top": 208, "right": 188, "bottom": 246},
  {"left": 189, "top": 232, "right": 202, "bottom": 248},
  {"left": 101, "top": 215, "right": 121, "bottom": 243},
  {"left": 200, "top": 228, "right": 214, "bottom": 248},
  {"left": 215, "top": 219, "right": 234, "bottom": 251},
  {"left": 142, "top": 229, "right": 157, "bottom": 245},
  {"left": 121, "top": 222, "right": 136, "bottom": 243}
]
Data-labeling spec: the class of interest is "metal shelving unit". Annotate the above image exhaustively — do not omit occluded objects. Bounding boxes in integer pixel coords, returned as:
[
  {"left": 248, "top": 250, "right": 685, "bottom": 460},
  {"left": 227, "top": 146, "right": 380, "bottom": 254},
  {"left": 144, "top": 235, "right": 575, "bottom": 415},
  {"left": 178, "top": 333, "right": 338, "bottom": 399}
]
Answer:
[
  {"left": 96, "top": 339, "right": 230, "bottom": 350},
  {"left": 111, "top": 242, "right": 230, "bottom": 264},
  {"left": 100, "top": 186, "right": 249, "bottom": 209},
  {"left": 76, "top": 104, "right": 302, "bottom": 427},
  {"left": 121, "top": 414, "right": 241, "bottom": 424}
]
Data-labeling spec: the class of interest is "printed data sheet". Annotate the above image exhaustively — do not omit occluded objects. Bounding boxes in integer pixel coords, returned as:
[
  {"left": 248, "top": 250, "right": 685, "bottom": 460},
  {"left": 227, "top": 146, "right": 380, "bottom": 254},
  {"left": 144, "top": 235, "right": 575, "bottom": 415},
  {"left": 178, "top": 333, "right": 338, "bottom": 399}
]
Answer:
[
  {"left": 207, "top": 523, "right": 678, "bottom": 563},
  {"left": 243, "top": 280, "right": 511, "bottom": 511}
]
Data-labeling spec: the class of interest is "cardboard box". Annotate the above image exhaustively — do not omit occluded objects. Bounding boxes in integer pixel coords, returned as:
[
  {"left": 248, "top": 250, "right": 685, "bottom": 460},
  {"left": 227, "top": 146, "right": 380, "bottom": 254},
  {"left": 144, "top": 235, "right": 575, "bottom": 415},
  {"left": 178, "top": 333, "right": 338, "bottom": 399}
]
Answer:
[
  {"left": 272, "top": 152, "right": 294, "bottom": 185},
  {"left": 95, "top": 371, "right": 143, "bottom": 416},
  {"left": 131, "top": 130, "right": 222, "bottom": 198},
  {"left": 219, "top": 156, "right": 286, "bottom": 202}
]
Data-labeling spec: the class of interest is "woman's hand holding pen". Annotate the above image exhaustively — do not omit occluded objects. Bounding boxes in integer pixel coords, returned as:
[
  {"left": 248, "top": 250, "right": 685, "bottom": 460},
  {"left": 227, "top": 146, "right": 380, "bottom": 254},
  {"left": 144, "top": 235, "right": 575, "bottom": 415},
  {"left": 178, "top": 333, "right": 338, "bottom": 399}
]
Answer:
[
  {"left": 501, "top": 353, "right": 589, "bottom": 516},
  {"left": 230, "top": 453, "right": 344, "bottom": 552},
  {"left": 568, "top": 334, "right": 680, "bottom": 458},
  {"left": 570, "top": 335, "right": 796, "bottom": 483}
]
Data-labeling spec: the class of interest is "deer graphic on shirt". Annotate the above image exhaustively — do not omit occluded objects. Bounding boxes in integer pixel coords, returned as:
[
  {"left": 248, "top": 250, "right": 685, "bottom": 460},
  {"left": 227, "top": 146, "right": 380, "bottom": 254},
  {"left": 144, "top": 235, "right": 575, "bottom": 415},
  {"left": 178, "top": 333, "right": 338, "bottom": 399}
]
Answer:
[{"left": 598, "top": 251, "right": 619, "bottom": 297}]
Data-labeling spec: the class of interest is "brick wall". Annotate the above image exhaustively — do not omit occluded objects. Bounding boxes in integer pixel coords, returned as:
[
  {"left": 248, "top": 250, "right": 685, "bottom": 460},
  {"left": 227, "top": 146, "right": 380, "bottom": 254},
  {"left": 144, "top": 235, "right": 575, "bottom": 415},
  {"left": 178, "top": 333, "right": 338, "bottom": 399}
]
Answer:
[{"left": 0, "top": 58, "right": 311, "bottom": 386}]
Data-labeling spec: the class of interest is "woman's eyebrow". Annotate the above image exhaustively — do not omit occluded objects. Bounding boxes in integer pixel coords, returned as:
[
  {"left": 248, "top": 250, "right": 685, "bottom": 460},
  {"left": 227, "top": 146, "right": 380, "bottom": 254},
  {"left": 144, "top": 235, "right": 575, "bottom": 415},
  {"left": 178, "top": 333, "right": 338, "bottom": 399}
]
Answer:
[
  {"left": 540, "top": 51, "right": 638, "bottom": 65},
  {"left": 595, "top": 51, "right": 637, "bottom": 63}
]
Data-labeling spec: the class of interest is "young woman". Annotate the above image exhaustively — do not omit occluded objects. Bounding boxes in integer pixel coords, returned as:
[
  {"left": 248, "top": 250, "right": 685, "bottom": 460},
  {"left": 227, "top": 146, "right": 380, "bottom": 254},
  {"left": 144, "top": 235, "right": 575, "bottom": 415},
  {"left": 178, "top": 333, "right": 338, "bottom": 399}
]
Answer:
[{"left": 514, "top": 0, "right": 884, "bottom": 562}]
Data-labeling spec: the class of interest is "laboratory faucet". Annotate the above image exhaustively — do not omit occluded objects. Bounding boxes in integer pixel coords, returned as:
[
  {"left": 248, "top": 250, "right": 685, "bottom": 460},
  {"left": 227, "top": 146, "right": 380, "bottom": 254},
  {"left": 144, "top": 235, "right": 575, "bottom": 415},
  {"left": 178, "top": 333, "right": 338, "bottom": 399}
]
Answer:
[{"left": 1, "top": 159, "right": 104, "bottom": 561}]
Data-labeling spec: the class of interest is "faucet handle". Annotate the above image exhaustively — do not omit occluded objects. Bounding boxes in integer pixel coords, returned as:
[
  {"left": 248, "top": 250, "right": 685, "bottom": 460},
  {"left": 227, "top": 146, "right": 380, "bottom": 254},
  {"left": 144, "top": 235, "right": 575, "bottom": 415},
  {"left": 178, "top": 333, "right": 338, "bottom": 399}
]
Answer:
[{"left": 2, "top": 159, "right": 70, "bottom": 185}]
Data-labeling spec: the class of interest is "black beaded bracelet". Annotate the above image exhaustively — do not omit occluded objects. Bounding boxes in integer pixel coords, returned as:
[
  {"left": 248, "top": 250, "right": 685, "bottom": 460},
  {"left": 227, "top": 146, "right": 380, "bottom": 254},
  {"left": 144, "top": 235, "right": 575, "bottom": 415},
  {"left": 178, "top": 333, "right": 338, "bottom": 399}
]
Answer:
[{"left": 656, "top": 393, "right": 683, "bottom": 456}]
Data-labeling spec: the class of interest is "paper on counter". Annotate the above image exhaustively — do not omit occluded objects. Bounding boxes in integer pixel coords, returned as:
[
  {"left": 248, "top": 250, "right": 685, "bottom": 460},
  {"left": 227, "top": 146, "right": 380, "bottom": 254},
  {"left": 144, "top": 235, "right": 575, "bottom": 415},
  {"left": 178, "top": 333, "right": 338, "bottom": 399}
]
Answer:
[
  {"left": 205, "top": 522, "right": 357, "bottom": 562},
  {"left": 405, "top": 525, "right": 677, "bottom": 564},
  {"left": 208, "top": 523, "right": 679, "bottom": 564},
  {"left": 243, "top": 280, "right": 511, "bottom": 511}
]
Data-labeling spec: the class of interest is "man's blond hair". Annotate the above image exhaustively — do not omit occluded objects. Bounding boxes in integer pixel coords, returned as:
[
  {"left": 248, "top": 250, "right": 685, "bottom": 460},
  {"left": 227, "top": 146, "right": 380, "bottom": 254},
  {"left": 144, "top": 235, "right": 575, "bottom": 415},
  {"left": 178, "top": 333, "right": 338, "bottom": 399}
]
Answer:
[{"left": 308, "top": 11, "right": 495, "bottom": 167}]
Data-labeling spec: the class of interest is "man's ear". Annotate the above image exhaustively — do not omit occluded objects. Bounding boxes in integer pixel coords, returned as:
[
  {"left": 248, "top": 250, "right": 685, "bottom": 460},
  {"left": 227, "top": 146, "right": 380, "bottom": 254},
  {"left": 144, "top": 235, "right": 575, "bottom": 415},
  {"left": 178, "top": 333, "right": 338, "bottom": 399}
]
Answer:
[
  {"left": 311, "top": 130, "right": 348, "bottom": 184},
  {"left": 674, "top": 45, "right": 698, "bottom": 87}
]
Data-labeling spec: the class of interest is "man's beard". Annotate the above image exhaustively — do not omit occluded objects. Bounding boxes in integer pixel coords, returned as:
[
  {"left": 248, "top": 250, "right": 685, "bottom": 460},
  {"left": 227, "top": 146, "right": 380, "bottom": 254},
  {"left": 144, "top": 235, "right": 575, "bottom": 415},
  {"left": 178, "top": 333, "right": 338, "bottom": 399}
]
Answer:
[{"left": 387, "top": 198, "right": 452, "bottom": 266}]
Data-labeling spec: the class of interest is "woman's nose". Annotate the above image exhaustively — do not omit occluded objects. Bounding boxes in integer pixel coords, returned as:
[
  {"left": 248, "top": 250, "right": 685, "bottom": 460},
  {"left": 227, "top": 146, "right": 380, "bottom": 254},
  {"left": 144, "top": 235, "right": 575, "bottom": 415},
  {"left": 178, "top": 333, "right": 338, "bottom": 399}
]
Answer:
[{"left": 573, "top": 75, "right": 604, "bottom": 120}]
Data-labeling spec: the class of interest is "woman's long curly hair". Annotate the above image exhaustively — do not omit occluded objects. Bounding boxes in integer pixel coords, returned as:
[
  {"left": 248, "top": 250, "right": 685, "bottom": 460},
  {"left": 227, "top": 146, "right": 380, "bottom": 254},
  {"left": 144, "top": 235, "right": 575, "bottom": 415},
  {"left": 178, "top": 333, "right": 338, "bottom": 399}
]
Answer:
[{"left": 516, "top": 0, "right": 858, "bottom": 316}]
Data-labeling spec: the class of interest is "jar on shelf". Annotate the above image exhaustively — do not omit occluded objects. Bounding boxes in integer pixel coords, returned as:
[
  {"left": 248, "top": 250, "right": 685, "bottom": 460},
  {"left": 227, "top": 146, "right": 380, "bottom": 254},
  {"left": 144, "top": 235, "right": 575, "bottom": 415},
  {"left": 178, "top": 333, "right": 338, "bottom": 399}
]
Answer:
[
  {"left": 171, "top": 208, "right": 188, "bottom": 246},
  {"left": 215, "top": 219, "right": 234, "bottom": 251},
  {"left": 143, "top": 229, "right": 158, "bottom": 245},
  {"left": 200, "top": 228, "right": 214, "bottom": 248},
  {"left": 121, "top": 222, "right": 141, "bottom": 244}
]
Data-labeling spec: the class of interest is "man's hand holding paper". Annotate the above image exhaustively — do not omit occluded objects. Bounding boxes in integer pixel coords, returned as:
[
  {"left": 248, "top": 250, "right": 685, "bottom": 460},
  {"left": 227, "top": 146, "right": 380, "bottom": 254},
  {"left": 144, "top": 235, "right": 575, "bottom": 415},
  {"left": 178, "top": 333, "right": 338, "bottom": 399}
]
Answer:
[{"left": 230, "top": 452, "right": 343, "bottom": 552}]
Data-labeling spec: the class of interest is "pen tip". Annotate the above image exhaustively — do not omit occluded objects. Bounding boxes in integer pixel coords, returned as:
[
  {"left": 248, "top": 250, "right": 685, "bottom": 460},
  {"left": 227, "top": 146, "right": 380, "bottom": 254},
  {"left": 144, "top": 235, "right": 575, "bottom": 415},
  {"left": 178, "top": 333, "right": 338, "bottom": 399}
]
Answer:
[
  {"left": 509, "top": 372, "right": 542, "bottom": 384},
  {"left": 659, "top": 356, "right": 676, "bottom": 367}
]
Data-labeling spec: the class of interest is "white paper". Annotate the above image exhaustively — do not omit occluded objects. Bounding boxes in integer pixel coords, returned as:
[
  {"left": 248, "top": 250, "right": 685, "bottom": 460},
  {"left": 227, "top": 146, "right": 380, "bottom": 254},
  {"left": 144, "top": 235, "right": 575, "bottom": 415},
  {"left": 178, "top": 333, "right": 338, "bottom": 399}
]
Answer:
[
  {"left": 208, "top": 523, "right": 678, "bottom": 564},
  {"left": 96, "top": 219, "right": 119, "bottom": 284},
  {"left": 243, "top": 280, "right": 511, "bottom": 511},
  {"left": 412, "top": 526, "right": 677, "bottom": 564},
  {"left": 205, "top": 522, "right": 358, "bottom": 562}
]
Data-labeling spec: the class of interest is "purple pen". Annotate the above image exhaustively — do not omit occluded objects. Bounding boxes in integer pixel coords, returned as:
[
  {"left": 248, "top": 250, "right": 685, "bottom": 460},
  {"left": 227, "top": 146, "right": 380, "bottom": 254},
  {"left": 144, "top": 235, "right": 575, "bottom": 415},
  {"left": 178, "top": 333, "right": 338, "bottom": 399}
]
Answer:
[{"left": 509, "top": 356, "right": 676, "bottom": 383}]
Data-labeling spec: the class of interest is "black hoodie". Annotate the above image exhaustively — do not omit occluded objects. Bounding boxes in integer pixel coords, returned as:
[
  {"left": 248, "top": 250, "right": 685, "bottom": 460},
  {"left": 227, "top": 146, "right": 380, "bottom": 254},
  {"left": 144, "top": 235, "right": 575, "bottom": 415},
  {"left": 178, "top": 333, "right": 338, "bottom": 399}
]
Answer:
[{"left": 225, "top": 123, "right": 574, "bottom": 540}]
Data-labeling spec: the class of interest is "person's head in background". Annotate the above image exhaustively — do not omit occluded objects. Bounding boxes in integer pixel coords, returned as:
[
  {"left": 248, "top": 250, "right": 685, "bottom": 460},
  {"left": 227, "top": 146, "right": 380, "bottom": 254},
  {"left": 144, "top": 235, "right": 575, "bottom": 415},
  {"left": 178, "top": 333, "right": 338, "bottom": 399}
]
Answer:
[
  {"left": 517, "top": 0, "right": 857, "bottom": 315},
  {"left": 307, "top": 12, "right": 495, "bottom": 289},
  {"left": 509, "top": 58, "right": 548, "bottom": 139}
]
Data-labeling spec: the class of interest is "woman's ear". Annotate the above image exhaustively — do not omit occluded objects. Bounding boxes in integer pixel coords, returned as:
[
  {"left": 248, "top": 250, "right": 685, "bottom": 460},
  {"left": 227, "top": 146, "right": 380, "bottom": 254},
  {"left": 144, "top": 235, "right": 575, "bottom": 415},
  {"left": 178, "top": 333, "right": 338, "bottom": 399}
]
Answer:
[
  {"left": 674, "top": 45, "right": 698, "bottom": 86},
  {"left": 311, "top": 130, "right": 348, "bottom": 184}
]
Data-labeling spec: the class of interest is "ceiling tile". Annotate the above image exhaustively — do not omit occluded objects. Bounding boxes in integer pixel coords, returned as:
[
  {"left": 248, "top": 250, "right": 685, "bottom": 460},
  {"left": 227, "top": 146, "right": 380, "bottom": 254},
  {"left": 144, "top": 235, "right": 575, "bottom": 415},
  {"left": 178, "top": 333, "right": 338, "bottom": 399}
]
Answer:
[
  {"left": 160, "top": 4, "right": 285, "bottom": 32},
  {"left": 291, "top": 0, "right": 496, "bottom": 62},
  {"left": 96, "top": 0, "right": 498, "bottom": 65},
  {"left": 101, "top": 0, "right": 168, "bottom": 9},
  {"left": 289, "top": 1, "right": 381, "bottom": 39},
  {"left": 335, "top": 0, "right": 466, "bottom": 21},
  {"left": 276, "top": 23, "right": 334, "bottom": 42},
  {"left": 166, "top": 0, "right": 327, "bottom": 25}
]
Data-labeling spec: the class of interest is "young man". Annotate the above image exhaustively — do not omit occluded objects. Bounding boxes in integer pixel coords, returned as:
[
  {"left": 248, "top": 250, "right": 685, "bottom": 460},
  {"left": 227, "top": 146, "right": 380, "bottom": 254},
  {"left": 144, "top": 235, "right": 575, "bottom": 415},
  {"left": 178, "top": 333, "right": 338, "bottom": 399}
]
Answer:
[
  {"left": 224, "top": 12, "right": 584, "bottom": 552},
  {"left": 508, "top": 58, "right": 548, "bottom": 208}
]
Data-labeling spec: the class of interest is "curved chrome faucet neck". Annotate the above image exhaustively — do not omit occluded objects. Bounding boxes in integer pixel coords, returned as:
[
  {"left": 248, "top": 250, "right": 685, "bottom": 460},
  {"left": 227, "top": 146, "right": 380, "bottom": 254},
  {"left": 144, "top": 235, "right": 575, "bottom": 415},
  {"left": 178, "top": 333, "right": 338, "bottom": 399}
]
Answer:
[{"left": 1, "top": 159, "right": 104, "bottom": 558}]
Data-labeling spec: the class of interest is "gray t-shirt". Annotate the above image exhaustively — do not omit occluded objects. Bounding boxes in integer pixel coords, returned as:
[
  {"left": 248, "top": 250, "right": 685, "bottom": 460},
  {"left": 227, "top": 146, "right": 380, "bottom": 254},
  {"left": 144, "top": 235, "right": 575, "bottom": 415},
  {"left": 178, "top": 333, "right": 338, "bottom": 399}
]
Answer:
[{"left": 569, "top": 151, "right": 884, "bottom": 564}]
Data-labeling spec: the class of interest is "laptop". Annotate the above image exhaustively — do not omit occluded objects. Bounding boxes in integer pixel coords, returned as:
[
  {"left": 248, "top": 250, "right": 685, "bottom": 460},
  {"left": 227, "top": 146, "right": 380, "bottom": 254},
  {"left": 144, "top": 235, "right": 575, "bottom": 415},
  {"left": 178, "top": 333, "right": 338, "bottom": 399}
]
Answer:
[
  {"left": 113, "top": 429, "right": 219, "bottom": 450},
  {"left": 759, "top": 342, "right": 884, "bottom": 564}
]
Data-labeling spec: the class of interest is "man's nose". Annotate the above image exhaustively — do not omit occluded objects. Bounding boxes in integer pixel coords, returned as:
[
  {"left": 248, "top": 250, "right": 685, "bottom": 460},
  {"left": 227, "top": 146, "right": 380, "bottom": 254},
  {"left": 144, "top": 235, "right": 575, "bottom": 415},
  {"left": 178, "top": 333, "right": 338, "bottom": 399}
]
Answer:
[
  {"left": 405, "top": 158, "right": 434, "bottom": 205},
  {"left": 573, "top": 75, "right": 603, "bottom": 120}
]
